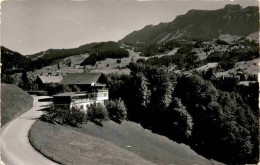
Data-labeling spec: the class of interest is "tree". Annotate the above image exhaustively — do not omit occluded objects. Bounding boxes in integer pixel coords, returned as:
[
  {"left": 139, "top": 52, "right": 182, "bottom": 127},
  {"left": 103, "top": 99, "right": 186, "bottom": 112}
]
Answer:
[
  {"left": 127, "top": 63, "right": 174, "bottom": 131},
  {"left": 167, "top": 98, "right": 193, "bottom": 140},
  {"left": 66, "top": 58, "right": 72, "bottom": 67},
  {"left": 203, "top": 68, "right": 215, "bottom": 80},
  {"left": 212, "top": 76, "right": 239, "bottom": 92},
  {"left": 144, "top": 65, "right": 172, "bottom": 112},
  {"left": 19, "top": 71, "right": 31, "bottom": 90},
  {"left": 127, "top": 71, "right": 151, "bottom": 121},
  {"left": 106, "top": 98, "right": 127, "bottom": 123},
  {"left": 136, "top": 58, "right": 145, "bottom": 64},
  {"left": 45, "top": 83, "right": 57, "bottom": 95},
  {"left": 237, "top": 82, "right": 259, "bottom": 115},
  {"left": 106, "top": 73, "right": 130, "bottom": 100},
  {"left": 57, "top": 84, "right": 72, "bottom": 93},
  {"left": 116, "top": 59, "right": 121, "bottom": 63},
  {"left": 216, "top": 91, "right": 257, "bottom": 163},
  {"left": 87, "top": 104, "right": 109, "bottom": 125}
]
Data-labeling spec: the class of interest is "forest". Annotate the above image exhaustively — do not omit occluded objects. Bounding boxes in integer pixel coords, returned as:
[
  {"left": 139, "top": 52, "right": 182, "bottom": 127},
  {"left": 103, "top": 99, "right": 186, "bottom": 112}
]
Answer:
[{"left": 105, "top": 63, "right": 259, "bottom": 164}]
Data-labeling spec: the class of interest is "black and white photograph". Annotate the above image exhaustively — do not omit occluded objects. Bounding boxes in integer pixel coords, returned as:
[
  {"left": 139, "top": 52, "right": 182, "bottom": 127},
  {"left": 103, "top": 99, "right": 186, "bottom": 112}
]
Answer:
[{"left": 1, "top": 0, "right": 259, "bottom": 164}]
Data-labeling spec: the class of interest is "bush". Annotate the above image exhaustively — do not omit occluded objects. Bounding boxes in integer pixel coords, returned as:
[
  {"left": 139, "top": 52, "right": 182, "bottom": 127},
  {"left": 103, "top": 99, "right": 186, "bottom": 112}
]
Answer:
[
  {"left": 40, "top": 105, "right": 86, "bottom": 127},
  {"left": 116, "top": 59, "right": 121, "bottom": 63},
  {"left": 67, "top": 107, "right": 87, "bottom": 126},
  {"left": 106, "top": 98, "right": 127, "bottom": 123},
  {"left": 87, "top": 104, "right": 109, "bottom": 125}
]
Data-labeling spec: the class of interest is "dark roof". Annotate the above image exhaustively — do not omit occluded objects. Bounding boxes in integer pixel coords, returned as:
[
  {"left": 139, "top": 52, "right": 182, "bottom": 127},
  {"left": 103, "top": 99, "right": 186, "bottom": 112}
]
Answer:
[
  {"left": 37, "top": 75, "right": 63, "bottom": 84},
  {"left": 60, "top": 73, "right": 104, "bottom": 85}
]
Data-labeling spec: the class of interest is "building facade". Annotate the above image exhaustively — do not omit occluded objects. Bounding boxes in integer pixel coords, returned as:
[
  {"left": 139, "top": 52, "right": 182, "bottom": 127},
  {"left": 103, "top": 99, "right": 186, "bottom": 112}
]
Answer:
[{"left": 53, "top": 89, "right": 109, "bottom": 112}]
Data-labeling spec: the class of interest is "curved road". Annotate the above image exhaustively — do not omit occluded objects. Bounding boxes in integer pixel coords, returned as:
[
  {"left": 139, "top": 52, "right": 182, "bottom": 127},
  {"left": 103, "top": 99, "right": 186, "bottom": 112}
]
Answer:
[{"left": 1, "top": 96, "right": 58, "bottom": 165}]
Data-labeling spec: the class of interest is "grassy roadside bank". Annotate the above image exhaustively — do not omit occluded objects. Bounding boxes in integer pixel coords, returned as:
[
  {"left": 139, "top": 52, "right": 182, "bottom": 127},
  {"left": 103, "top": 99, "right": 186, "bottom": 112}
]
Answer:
[
  {"left": 29, "top": 120, "right": 218, "bottom": 165},
  {"left": 1, "top": 84, "right": 33, "bottom": 126}
]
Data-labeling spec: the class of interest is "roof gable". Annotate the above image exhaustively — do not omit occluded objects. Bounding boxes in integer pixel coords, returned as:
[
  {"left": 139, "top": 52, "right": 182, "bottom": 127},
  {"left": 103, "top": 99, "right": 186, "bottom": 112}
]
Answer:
[
  {"left": 37, "top": 75, "right": 63, "bottom": 84},
  {"left": 60, "top": 73, "right": 104, "bottom": 85}
]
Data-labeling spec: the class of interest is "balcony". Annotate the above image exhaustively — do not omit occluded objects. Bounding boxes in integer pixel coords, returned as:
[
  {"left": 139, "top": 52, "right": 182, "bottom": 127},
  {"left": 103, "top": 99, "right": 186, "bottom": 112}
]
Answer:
[{"left": 71, "top": 90, "right": 108, "bottom": 102}]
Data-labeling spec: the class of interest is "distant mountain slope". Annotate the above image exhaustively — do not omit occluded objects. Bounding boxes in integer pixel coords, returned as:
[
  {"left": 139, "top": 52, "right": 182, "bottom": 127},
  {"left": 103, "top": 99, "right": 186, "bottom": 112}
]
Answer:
[
  {"left": 121, "top": 5, "right": 259, "bottom": 44},
  {"left": 27, "top": 41, "right": 125, "bottom": 60},
  {"left": 1, "top": 84, "right": 33, "bottom": 126}
]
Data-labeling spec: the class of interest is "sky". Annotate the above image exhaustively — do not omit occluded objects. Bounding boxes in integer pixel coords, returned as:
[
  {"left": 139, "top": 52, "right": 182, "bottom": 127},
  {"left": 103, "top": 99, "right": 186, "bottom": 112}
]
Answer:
[{"left": 1, "top": 0, "right": 259, "bottom": 55}]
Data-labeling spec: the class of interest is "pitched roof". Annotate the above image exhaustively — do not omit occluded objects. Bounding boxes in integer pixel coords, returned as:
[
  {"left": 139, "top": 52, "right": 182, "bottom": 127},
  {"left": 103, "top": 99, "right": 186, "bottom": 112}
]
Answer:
[
  {"left": 37, "top": 75, "right": 63, "bottom": 84},
  {"left": 60, "top": 73, "right": 104, "bottom": 85}
]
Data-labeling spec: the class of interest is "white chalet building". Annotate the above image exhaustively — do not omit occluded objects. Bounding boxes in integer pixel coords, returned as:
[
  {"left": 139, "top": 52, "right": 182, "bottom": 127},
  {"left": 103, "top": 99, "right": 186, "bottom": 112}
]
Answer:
[{"left": 52, "top": 73, "right": 109, "bottom": 112}]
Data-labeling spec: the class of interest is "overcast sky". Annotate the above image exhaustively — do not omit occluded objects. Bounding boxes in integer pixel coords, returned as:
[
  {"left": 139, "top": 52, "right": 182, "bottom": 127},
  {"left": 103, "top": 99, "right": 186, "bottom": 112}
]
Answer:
[{"left": 1, "top": 0, "right": 258, "bottom": 55}]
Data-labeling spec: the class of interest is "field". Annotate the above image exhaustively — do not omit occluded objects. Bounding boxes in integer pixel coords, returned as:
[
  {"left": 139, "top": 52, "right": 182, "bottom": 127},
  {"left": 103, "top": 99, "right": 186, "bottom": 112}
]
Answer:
[
  {"left": 216, "top": 58, "right": 259, "bottom": 77},
  {"left": 1, "top": 84, "right": 33, "bottom": 126},
  {"left": 30, "top": 120, "right": 220, "bottom": 165}
]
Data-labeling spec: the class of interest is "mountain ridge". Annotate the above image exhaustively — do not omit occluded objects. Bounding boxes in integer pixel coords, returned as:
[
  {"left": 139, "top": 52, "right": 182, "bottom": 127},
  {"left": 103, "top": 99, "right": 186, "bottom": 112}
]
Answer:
[{"left": 120, "top": 4, "right": 259, "bottom": 44}]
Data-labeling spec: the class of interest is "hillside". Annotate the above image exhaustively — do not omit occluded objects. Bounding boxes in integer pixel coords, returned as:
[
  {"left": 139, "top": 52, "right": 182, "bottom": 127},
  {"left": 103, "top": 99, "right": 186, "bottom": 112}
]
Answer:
[
  {"left": 1, "top": 46, "right": 31, "bottom": 74},
  {"left": 27, "top": 41, "right": 128, "bottom": 61},
  {"left": 1, "top": 84, "right": 33, "bottom": 126},
  {"left": 28, "top": 47, "right": 179, "bottom": 76},
  {"left": 120, "top": 4, "right": 259, "bottom": 44},
  {"left": 30, "top": 120, "right": 221, "bottom": 165}
]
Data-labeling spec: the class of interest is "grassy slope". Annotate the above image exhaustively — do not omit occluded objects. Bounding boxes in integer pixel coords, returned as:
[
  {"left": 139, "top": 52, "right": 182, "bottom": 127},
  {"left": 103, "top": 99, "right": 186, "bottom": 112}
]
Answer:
[
  {"left": 30, "top": 120, "right": 217, "bottom": 165},
  {"left": 216, "top": 58, "right": 259, "bottom": 77},
  {"left": 1, "top": 84, "right": 33, "bottom": 126}
]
